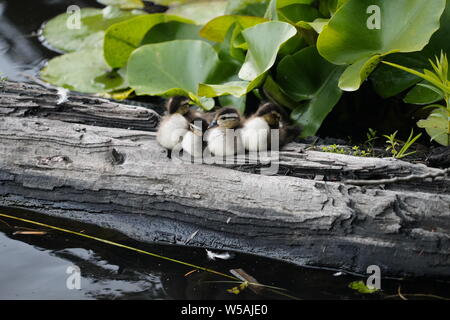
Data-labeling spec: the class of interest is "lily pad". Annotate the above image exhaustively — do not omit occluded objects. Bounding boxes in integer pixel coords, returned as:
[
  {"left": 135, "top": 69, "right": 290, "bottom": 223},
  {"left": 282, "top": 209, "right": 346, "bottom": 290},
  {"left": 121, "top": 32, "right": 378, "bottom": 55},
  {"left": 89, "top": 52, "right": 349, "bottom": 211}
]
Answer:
[
  {"left": 166, "top": 1, "right": 227, "bottom": 25},
  {"left": 225, "top": 0, "right": 269, "bottom": 17},
  {"left": 41, "top": 7, "right": 140, "bottom": 53},
  {"left": 41, "top": 48, "right": 124, "bottom": 93},
  {"left": 277, "top": 4, "right": 319, "bottom": 24},
  {"left": 200, "top": 15, "right": 267, "bottom": 43},
  {"left": 141, "top": 21, "right": 204, "bottom": 44},
  {"left": 238, "top": 21, "right": 297, "bottom": 81},
  {"left": 127, "top": 40, "right": 222, "bottom": 97},
  {"left": 371, "top": 1, "right": 450, "bottom": 98},
  {"left": 277, "top": 46, "right": 345, "bottom": 137},
  {"left": 103, "top": 14, "right": 195, "bottom": 68},
  {"left": 198, "top": 81, "right": 250, "bottom": 98},
  {"left": 317, "top": 0, "right": 446, "bottom": 91},
  {"left": 97, "top": 0, "right": 144, "bottom": 9},
  {"left": 219, "top": 94, "right": 247, "bottom": 114}
]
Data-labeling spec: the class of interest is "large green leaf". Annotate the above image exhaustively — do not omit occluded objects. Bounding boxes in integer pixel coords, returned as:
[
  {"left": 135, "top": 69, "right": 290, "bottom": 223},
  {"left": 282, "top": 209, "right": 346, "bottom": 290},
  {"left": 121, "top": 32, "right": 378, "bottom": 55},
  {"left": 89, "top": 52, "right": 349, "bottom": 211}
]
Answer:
[
  {"left": 42, "top": 7, "right": 140, "bottom": 53},
  {"left": 238, "top": 21, "right": 297, "bottom": 81},
  {"left": 103, "top": 14, "right": 194, "bottom": 68},
  {"left": 219, "top": 95, "right": 247, "bottom": 115},
  {"left": 318, "top": 0, "right": 348, "bottom": 17},
  {"left": 141, "top": 21, "right": 203, "bottom": 44},
  {"left": 199, "top": 15, "right": 267, "bottom": 42},
  {"left": 372, "top": 0, "right": 450, "bottom": 98},
  {"left": 127, "top": 40, "right": 222, "bottom": 97},
  {"left": 277, "top": 4, "right": 319, "bottom": 24},
  {"left": 41, "top": 48, "right": 124, "bottom": 93},
  {"left": 317, "top": 0, "right": 446, "bottom": 91},
  {"left": 166, "top": 1, "right": 227, "bottom": 25},
  {"left": 371, "top": 53, "right": 428, "bottom": 98},
  {"left": 199, "top": 21, "right": 296, "bottom": 97},
  {"left": 276, "top": 47, "right": 345, "bottom": 137}
]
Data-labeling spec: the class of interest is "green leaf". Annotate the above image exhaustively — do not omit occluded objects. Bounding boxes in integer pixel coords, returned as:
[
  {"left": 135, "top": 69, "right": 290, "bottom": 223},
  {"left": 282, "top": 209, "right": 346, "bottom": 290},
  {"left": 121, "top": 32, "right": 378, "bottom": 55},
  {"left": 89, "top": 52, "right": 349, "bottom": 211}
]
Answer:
[
  {"left": 41, "top": 48, "right": 124, "bottom": 93},
  {"left": 238, "top": 21, "right": 297, "bottom": 81},
  {"left": 371, "top": 53, "right": 428, "bottom": 98},
  {"left": 97, "top": 0, "right": 144, "bottom": 9},
  {"left": 348, "top": 281, "right": 380, "bottom": 294},
  {"left": 198, "top": 81, "right": 250, "bottom": 97},
  {"left": 127, "top": 40, "right": 222, "bottom": 97},
  {"left": 278, "top": 4, "right": 319, "bottom": 24},
  {"left": 276, "top": 47, "right": 345, "bottom": 137},
  {"left": 166, "top": 1, "right": 227, "bottom": 25},
  {"left": 103, "top": 14, "right": 194, "bottom": 68},
  {"left": 264, "top": 0, "right": 278, "bottom": 20},
  {"left": 225, "top": 0, "right": 269, "bottom": 17},
  {"left": 338, "top": 53, "right": 389, "bottom": 91},
  {"left": 417, "top": 107, "right": 450, "bottom": 146},
  {"left": 371, "top": 1, "right": 450, "bottom": 98},
  {"left": 382, "top": 61, "right": 450, "bottom": 94},
  {"left": 404, "top": 81, "right": 445, "bottom": 105},
  {"left": 42, "top": 7, "right": 140, "bottom": 53},
  {"left": 190, "top": 95, "right": 216, "bottom": 111},
  {"left": 263, "top": 75, "right": 298, "bottom": 110},
  {"left": 318, "top": 0, "right": 348, "bottom": 17},
  {"left": 219, "top": 94, "right": 247, "bottom": 114},
  {"left": 317, "top": 0, "right": 446, "bottom": 91},
  {"left": 141, "top": 21, "right": 203, "bottom": 44},
  {"left": 297, "top": 18, "right": 329, "bottom": 34},
  {"left": 200, "top": 15, "right": 267, "bottom": 43}
]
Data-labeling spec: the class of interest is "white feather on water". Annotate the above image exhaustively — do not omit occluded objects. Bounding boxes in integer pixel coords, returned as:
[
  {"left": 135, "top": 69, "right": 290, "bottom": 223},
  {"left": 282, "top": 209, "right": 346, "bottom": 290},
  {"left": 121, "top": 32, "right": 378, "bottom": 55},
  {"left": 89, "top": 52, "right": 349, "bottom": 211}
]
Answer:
[{"left": 205, "top": 249, "right": 234, "bottom": 261}]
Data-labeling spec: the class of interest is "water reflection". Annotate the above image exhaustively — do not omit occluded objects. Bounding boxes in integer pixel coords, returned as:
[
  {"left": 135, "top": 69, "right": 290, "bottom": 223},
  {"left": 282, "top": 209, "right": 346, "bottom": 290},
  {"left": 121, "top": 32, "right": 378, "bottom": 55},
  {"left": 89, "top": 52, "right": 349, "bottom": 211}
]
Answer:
[{"left": 0, "top": 0, "right": 100, "bottom": 81}]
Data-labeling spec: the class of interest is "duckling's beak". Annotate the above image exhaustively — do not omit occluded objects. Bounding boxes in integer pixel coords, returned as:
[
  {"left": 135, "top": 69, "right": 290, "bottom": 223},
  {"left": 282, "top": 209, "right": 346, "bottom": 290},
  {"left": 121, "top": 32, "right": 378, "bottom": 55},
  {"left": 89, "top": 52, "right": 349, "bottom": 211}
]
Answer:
[{"left": 208, "top": 119, "right": 218, "bottom": 129}]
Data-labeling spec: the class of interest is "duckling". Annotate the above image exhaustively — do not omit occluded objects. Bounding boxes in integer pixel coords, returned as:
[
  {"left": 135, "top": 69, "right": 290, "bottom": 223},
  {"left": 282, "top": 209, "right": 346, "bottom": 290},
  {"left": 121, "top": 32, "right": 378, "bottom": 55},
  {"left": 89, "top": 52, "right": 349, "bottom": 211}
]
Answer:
[
  {"left": 181, "top": 117, "right": 209, "bottom": 159},
  {"left": 156, "top": 96, "right": 197, "bottom": 158},
  {"left": 206, "top": 108, "right": 244, "bottom": 157},
  {"left": 241, "top": 102, "right": 300, "bottom": 152}
]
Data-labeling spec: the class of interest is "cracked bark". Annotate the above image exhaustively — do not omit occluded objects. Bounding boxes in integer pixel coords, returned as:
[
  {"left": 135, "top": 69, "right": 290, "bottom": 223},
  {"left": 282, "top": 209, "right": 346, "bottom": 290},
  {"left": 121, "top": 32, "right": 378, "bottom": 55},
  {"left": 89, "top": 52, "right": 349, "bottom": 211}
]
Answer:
[{"left": 0, "top": 80, "right": 449, "bottom": 277}]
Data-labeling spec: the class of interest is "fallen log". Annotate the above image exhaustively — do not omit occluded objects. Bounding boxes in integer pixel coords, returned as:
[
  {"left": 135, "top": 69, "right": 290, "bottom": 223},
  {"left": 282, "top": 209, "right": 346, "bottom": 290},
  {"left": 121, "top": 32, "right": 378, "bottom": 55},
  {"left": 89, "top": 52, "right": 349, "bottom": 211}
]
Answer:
[{"left": 0, "top": 80, "right": 449, "bottom": 278}]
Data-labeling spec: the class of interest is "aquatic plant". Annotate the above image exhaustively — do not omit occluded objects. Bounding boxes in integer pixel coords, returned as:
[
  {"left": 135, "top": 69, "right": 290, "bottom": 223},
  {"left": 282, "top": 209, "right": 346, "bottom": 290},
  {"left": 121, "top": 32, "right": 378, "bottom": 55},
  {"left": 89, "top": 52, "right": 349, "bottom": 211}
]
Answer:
[{"left": 39, "top": 0, "right": 450, "bottom": 140}]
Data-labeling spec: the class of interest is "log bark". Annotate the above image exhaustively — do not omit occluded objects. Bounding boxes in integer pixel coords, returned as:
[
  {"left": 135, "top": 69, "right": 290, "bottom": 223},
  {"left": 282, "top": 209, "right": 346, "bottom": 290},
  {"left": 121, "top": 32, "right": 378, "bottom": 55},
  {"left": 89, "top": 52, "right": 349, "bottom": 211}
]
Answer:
[{"left": 1, "top": 80, "right": 449, "bottom": 278}]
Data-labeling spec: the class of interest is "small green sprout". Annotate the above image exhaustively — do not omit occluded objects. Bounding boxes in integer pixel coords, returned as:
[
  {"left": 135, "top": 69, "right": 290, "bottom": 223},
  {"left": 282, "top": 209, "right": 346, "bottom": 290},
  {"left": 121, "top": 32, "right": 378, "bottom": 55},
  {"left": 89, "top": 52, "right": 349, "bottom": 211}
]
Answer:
[{"left": 383, "top": 129, "right": 422, "bottom": 159}]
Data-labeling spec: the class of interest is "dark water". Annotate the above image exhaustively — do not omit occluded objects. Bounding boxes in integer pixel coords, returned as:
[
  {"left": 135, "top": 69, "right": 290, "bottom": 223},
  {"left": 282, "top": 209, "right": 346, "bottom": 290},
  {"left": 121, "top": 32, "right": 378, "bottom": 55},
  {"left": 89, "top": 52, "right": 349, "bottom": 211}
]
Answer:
[
  {"left": 1, "top": 0, "right": 450, "bottom": 300},
  {"left": 0, "top": 0, "right": 102, "bottom": 82},
  {"left": 1, "top": 206, "right": 450, "bottom": 300}
]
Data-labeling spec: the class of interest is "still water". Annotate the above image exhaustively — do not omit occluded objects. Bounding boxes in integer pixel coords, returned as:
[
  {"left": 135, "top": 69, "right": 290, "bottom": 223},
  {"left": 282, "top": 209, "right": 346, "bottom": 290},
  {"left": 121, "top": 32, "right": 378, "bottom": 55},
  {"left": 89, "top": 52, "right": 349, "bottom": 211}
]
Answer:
[
  {"left": 0, "top": 0, "right": 450, "bottom": 300},
  {"left": 1, "top": 206, "right": 450, "bottom": 300}
]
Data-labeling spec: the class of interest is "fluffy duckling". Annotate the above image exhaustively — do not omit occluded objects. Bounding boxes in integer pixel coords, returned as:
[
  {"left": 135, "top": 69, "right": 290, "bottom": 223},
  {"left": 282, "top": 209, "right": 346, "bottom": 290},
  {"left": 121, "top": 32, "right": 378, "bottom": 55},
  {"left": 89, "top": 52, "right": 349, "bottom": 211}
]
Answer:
[
  {"left": 181, "top": 117, "right": 209, "bottom": 159},
  {"left": 206, "top": 108, "right": 244, "bottom": 157},
  {"left": 157, "top": 96, "right": 197, "bottom": 158},
  {"left": 241, "top": 102, "right": 300, "bottom": 152}
]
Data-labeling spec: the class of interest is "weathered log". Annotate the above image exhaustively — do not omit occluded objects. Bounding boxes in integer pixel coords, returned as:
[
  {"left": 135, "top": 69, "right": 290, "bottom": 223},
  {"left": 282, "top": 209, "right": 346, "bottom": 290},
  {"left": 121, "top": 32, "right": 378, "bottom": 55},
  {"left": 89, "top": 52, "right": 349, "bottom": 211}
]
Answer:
[
  {"left": 0, "top": 81, "right": 162, "bottom": 131},
  {"left": 0, "top": 80, "right": 449, "bottom": 278}
]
